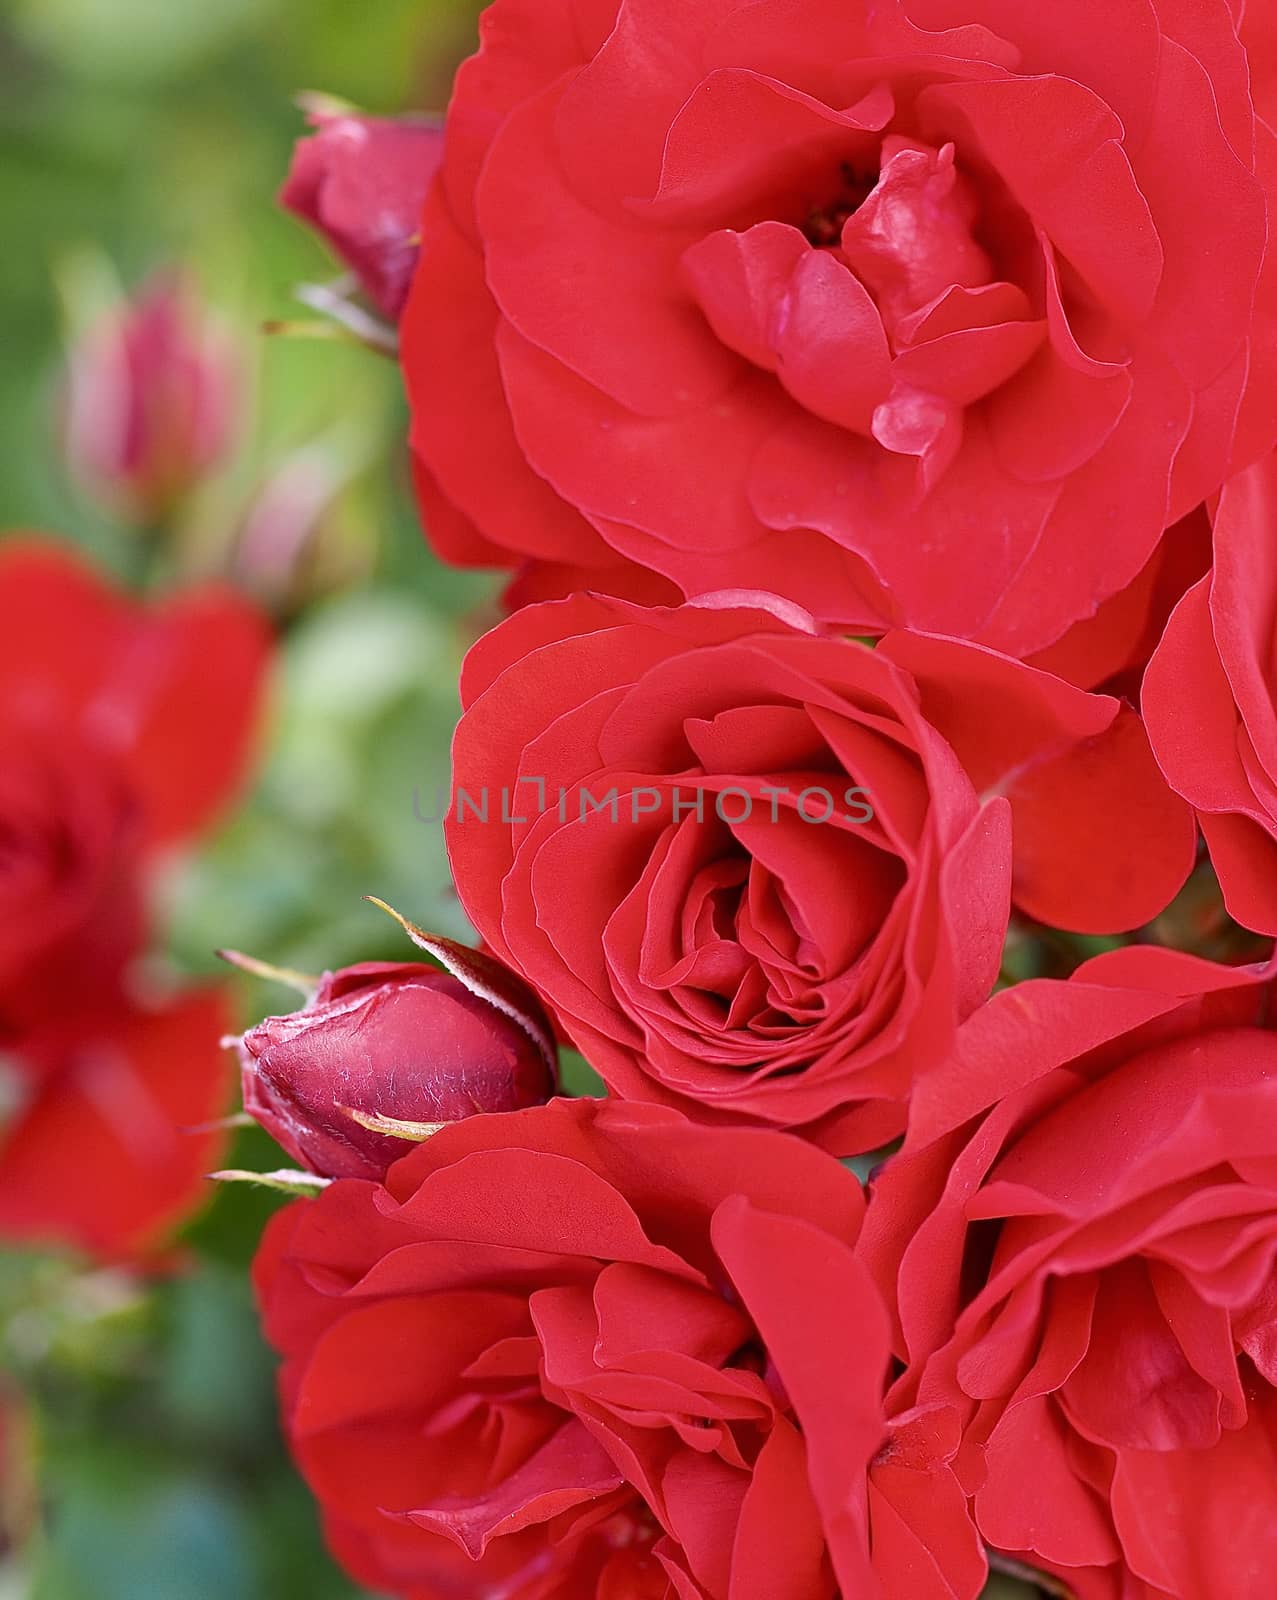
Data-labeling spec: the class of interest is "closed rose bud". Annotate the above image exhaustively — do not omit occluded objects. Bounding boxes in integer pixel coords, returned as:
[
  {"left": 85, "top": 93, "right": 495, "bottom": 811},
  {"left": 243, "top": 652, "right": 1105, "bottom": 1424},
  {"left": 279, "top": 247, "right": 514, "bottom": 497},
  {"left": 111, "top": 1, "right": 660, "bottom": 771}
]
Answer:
[
  {"left": 237, "top": 931, "right": 559, "bottom": 1181},
  {"left": 62, "top": 269, "right": 241, "bottom": 528},
  {"left": 279, "top": 103, "right": 443, "bottom": 320}
]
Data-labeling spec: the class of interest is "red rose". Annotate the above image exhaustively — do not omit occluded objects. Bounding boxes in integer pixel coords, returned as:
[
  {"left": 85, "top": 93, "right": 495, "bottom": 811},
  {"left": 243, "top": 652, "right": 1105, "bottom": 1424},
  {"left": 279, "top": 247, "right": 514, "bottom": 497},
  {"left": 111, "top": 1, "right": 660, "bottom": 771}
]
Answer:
[
  {"left": 255, "top": 1096, "right": 985, "bottom": 1600},
  {"left": 403, "top": 0, "right": 1277, "bottom": 653},
  {"left": 1144, "top": 451, "right": 1277, "bottom": 934},
  {"left": 62, "top": 270, "right": 241, "bottom": 527},
  {"left": 0, "top": 993, "right": 234, "bottom": 1259},
  {"left": 861, "top": 946, "right": 1277, "bottom": 1600},
  {"left": 0, "top": 721, "right": 144, "bottom": 1032},
  {"left": 0, "top": 539, "right": 268, "bottom": 1024},
  {"left": 0, "top": 538, "right": 269, "bottom": 1255},
  {"left": 280, "top": 107, "right": 445, "bottom": 321},
  {"left": 239, "top": 926, "right": 558, "bottom": 1180},
  {"left": 445, "top": 593, "right": 1192, "bottom": 1151}
]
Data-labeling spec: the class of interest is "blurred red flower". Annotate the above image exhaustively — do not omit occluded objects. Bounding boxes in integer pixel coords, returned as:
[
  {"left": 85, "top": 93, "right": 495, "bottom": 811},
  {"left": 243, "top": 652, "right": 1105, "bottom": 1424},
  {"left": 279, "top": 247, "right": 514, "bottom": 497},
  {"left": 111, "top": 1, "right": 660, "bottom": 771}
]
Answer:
[{"left": 0, "top": 538, "right": 270, "bottom": 1257}]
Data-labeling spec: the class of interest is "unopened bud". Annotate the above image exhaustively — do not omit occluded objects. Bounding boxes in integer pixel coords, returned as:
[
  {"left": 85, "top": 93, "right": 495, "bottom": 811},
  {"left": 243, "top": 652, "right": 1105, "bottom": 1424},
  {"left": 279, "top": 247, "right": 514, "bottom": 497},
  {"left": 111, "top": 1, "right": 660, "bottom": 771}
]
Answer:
[
  {"left": 279, "top": 105, "right": 444, "bottom": 320},
  {"left": 237, "top": 933, "right": 557, "bottom": 1181},
  {"left": 61, "top": 268, "right": 241, "bottom": 526}
]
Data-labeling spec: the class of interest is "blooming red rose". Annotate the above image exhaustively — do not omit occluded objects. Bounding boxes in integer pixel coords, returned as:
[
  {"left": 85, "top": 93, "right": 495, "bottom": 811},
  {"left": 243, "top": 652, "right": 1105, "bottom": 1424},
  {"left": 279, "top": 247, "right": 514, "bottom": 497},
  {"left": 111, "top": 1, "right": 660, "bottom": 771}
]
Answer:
[
  {"left": 239, "top": 927, "right": 558, "bottom": 1180},
  {"left": 403, "top": 0, "right": 1277, "bottom": 653},
  {"left": 860, "top": 946, "right": 1277, "bottom": 1600},
  {"left": 62, "top": 270, "right": 241, "bottom": 527},
  {"left": 255, "top": 1095, "right": 986, "bottom": 1600},
  {"left": 446, "top": 593, "right": 1192, "bottom": 1151},
  {"left": 280, "top": 107, "right": 445, "bottom": 321},
  {"left": 1144, "top": 451, "right": 1277, "bottom": 934},
  {"left": 0, "top": 537, "right": 269, "bottom": 1255}
]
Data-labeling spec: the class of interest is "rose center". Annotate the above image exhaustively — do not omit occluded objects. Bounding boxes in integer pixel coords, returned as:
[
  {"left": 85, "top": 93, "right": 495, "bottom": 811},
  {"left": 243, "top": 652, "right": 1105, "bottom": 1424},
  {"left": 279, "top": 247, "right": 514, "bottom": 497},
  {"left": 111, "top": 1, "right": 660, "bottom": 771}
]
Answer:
[
  {"left": 802, "top": 161, "right": 880, "bottom": 248},
  {"left": 829, "top": 137, "right": 994, "bottom": 328}
]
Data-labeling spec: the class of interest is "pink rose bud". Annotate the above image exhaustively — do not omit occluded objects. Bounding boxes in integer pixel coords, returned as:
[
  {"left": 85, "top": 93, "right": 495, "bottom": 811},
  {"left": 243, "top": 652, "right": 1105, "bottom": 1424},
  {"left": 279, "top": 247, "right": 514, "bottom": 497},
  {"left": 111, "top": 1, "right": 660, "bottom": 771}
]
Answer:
[
  {"left": 230, "top": 431, "right": 374, "bottom": 617},
  {"left": 237, "top": 936, "right": 559, "bottom": 1181},
  {"left": 62, "top": 269, "right": 241, "bottom": 527},
  {"left": 279, "top": 103, "right": 444, "bottom": 320}
]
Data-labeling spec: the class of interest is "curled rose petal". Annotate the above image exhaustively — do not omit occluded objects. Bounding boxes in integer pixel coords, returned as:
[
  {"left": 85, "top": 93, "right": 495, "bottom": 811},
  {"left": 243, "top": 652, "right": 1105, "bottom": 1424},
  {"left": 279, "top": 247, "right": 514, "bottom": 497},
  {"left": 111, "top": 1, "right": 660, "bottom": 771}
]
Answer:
[{"left": 1145, "top": 450, "right": 1277, "bottom": 933}]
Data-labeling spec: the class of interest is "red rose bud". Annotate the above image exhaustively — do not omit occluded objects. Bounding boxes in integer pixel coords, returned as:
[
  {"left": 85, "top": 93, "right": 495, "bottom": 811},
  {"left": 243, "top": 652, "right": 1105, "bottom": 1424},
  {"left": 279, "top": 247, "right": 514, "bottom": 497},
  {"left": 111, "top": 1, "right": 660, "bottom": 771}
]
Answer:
[
  {"left": 62, "top": 269, "right": 241, "bottom": 526},
  {"left": 279, "top": 101, "right": 444, "bottom": 321},
  {"left": 236, "top": 925, "right": 558, "bottom": 1181}
]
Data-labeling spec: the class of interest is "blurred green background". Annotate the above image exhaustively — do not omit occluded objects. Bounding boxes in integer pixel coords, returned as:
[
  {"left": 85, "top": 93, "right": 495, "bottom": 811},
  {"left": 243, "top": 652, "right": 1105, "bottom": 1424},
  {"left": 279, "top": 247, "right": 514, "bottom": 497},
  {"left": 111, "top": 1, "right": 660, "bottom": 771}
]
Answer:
[
  {"left": 0, "top": 2, "right": 488, "bottom": 1595},
  {"left": 0, "top": 2, "right": 1046, "bottom": 1595}
]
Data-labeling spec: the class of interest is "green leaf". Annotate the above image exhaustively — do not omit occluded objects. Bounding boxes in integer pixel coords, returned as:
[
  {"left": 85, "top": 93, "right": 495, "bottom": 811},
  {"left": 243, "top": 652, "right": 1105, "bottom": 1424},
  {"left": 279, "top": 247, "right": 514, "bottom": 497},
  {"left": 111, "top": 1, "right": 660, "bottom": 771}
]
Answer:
[
  {"left": 155, "top": 1267, "right": 278, "bottom": 1453},
  {"left": 841, "top": 1141, "right": 900, "bottom": 1185},
  {"left": 981, "top": 1578, "right": 1048, "bottom": 1599},
  {"left": 558, "top": 1050, "right": 607, "bottom": 1099},
  {"left": 28, "top": 1460, "right": 259, "bottom": 1600}
]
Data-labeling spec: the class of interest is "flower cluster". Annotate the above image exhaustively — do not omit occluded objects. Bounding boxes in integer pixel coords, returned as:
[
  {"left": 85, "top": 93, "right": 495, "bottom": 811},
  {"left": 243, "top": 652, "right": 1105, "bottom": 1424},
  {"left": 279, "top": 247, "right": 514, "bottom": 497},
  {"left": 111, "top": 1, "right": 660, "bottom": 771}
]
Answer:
[{"left": 248, "top": 3, "right": 1277, "bottom": 1597}]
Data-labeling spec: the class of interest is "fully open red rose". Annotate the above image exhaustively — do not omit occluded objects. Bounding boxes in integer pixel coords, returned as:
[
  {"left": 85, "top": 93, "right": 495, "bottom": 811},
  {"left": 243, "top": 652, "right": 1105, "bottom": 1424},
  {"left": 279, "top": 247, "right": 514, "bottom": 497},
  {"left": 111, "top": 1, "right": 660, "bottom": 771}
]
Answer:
[
  {"left": 860, "top": 946, "right": 1277, "bottom": 1600},
  {"left": 0, "top": 538, "right": 270, "bottom": 1255},
  {"left": 446, "top": 593, "right": 1193, "bottom": 1151},
  {"left": 255, "top": 1096, "right": 986, "bottom": 1600},
  {"left": 1144, "top": 451, "right": 1277, "bottom": 934},
  {"left": 404, "top": 0, "right": 1277, "bottom": 652}
]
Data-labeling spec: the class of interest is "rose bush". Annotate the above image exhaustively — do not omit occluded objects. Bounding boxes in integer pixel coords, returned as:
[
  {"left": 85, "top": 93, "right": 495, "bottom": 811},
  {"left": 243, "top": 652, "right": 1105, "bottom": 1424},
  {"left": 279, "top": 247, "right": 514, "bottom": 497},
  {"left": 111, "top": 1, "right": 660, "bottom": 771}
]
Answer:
[
  {"left": 404, "top": 0, "right": 1277, "bottom": 651},
  {"left": 255, "top": 1095, "right": 986, "bottom": 1600},
  {"left": 0, "top": 538, "right": 269, "bottom": 1255},
  {"left": 1144, "top": 451, "right": 1277, "bottom": 934},
  {"left": 861, "top": 946, "right": 1277, "bottom": 1600},
  {"left": 445, "top": 592, "right": 1193, "bottom": 1151}
]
